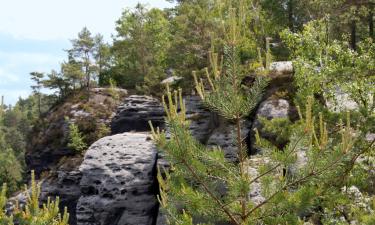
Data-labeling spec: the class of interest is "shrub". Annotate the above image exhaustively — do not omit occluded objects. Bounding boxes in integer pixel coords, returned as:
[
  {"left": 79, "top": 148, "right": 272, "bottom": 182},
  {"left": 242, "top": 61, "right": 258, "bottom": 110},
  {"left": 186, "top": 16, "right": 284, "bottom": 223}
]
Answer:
[{"left": 67, "top": 121, "right": 87, "bottom": 153}]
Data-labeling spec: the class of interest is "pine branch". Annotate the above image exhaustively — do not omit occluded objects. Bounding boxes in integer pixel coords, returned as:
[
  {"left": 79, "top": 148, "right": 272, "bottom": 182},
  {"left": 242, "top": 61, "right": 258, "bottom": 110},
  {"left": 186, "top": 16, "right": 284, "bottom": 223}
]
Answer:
[
  {"left": 182, "top": 159, "right": 241, "bottom": 225},
  {"left": 169, "top": 121, "right": 240, "bottom": 225},
  {"left": 248, "top": 134, "right": 305, "bottom": 185},
  {"left": 244, "top": 139, "right": 363, "bottom": 219}
]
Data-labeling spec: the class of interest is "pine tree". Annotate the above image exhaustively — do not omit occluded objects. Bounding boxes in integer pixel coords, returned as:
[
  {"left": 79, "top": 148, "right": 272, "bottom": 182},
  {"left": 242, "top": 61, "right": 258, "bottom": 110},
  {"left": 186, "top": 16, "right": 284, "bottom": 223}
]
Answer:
[
  {"left": 67, "top": 120, "right": 87, "bottom": 153},
  {"left": 69, "top": 27, "right": 96, "bottom": 100},
  {"left": 30, "top": 72, "right": 44, "bottom": 117}
]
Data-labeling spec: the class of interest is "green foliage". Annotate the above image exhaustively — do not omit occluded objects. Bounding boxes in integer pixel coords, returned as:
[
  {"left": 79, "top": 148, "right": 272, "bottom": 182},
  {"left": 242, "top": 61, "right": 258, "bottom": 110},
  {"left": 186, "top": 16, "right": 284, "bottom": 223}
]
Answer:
[
  {"left": 0, "top": 171, "right": 69, "bottom": 225},
  {"left": 111, "top": 4, "right": 171, "bottom": 93},
  {"left": 0, "top": 148, "right": 22, "bottom": 194},
  {"left": 67, "top": 120, "right": 87, "bottom": 153},
  {"left": 0, "top": 95, "right": 44, "bottom": 193},
  {"left": 282, "top": 19, "right": 375, "bottom": 113},
  {"left": 150, "top": 2, "right": 375, "bottom": 224},
  {"left": 108, "top": 78, "right": 120, "bottom": 101},
  {"left": 169, "top": 0, "right": 262, "bottom": 87},
  {"left": 95, "top": 123, "right": 111, "bottom": 140}
]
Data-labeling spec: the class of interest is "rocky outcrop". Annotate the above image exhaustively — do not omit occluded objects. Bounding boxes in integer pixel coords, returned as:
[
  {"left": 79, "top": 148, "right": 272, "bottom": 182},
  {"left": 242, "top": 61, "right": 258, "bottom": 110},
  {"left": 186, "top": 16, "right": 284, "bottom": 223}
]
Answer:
[
  {"left": 111, "top": 95, "right": 215, "bottom": 143},
  {"left": 26, "top": 118, "right": 73, "bottom": 176},
  {"left": 26, "top": 88, "right": 126, "bottom": 176},
  {"left": 22, "top": 63, "right": 301, "bottom": 225},
  {"left": 111, "top": 95, "right": 165, "bottom": 134},
  {"left": 76, "top": 133, "right": 159, "bottom": 225}
]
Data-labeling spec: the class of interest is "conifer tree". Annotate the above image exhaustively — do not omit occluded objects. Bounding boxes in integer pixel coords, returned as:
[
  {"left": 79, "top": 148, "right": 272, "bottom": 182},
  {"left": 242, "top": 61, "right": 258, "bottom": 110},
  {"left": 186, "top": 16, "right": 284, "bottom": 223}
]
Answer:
[
  {"left": 69, "top": 27, "right": 96, "bottom": 100},
  {"left": 30, "top": 72, "right": 44, "bottom": 117},
  {"left": 67, "top": 120, "right": 87, "bottom": 153}
]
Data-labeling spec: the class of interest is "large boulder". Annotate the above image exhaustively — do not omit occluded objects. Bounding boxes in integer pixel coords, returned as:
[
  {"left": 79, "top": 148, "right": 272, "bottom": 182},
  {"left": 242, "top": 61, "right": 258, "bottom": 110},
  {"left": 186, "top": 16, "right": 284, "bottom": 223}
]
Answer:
[
  {"left": 111, "top": 95, "right": 165, "bottom": 134},
  {"left": 76, "top": 133, "right": 159, "bottom": 225},
  {"left": 269, "top": 61, "right": 293, "bottom": 77},
  {"left": 255, "top": 98, "right": 290, "bottom": 120}
]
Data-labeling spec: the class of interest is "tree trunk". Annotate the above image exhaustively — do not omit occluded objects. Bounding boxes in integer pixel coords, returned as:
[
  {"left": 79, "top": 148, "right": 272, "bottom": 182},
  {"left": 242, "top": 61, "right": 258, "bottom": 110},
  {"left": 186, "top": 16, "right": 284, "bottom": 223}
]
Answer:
[
  {"left": 288, "top": 0, "right": 294, "bottom": 32},
  {"left": 351, "top": 19, "right": 357, "bottom": 50},
  {"left": 369, "top": 4, "right": 374, "bottom": 38},
  {"left": 85, "top": 51, "right": 91, "bottom": 101},
  {"left": 38, "top": 93, "right": 41, "bottom": 117}
]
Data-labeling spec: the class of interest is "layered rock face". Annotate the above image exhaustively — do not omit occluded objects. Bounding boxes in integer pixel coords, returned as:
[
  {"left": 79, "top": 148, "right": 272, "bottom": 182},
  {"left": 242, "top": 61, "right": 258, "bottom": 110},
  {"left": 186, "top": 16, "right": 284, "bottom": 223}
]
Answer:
[
  {"left": 111, "top": 95, "right": 165, "bottom": 134},
  {"left": 76, "top": 133, "right": 158, "bottom": 225},
  {"left": 184, "top": 95, "right": 217, "bottom": 143}
]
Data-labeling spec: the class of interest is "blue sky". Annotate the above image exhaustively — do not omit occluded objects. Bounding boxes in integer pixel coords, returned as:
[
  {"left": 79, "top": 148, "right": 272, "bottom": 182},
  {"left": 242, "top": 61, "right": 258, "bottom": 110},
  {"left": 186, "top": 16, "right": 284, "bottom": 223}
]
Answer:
[{"left": 0, "top": 0, "right": 174, "bottom": 105}]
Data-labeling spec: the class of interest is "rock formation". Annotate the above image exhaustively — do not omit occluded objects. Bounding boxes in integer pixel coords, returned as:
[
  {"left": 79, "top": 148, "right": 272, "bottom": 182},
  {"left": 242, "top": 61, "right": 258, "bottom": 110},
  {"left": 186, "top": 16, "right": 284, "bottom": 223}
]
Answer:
[
  {"left": 76, "top": 133, "right": 158, "bottom": 225},
  {"left": 22, "top": 62, "right": 297, "bottom": 225},
  {"left": 111, "top": 95, "right": 165, "bottom": 134}
]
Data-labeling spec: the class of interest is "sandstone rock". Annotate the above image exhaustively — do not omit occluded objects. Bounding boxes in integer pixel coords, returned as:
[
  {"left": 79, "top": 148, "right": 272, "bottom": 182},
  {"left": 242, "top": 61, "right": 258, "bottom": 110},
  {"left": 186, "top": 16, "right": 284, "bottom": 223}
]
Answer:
[
  {"left": 327, "top": 87, "right": 358, "bottom": 112},
  {"left": 76, "top": 133, "right": 159, "bottom": 225},
  {"left": 111, "top": 95, "right": 165, "bottom": 134},
  {"left": 207, "top": 119, "right": 251, "bottom": 161},
  {"left": 40, "top": 157, "right": 83, "bottom": 225},
  {"left": 245, "top": 156, "right": 270, "bottom": 205},
  {"left": 255, "top": 99, "right": 290, "bottom": 121},
  {"left": 185, "top": 95, "right": 216, "bottom": 143},
  {"left": 26, "top": 117, "right": 73, "bottom": 176},
  {"left": 269, "top": 61, "right": 293, "bottom": 77}
]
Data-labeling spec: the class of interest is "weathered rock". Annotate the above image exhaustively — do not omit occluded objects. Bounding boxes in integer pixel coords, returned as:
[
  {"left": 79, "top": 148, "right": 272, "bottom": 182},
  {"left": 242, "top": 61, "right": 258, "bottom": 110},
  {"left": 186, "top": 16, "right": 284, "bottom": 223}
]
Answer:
[
  {"left": 207, "top": 119, "right": 251, "bottom": 161},
  {"left": 185, "top": 95, "right": 216, "bottom": 143},
  {"left": 327, "top": 87, "right": 359, "bottom": 112},
  {"left": 111, "top": 95, "right": 165, "bottom": 134},
  {"left": 76, "top": 133, "right": 159, "bottom": 225},
  {"left": 40, "top": 157, "right": 83, "bottom": 225},
  {"left": 366, "top": 133, "right": 375, "bottom": 142},
  {"left": 26, "top": 118, "right": 73, "bottom": 176},
  {"left": 255, "top": 98, "right": 290, "bottom": 121},
  {"left": 245, "top": 156, "right": 270, "bottom": 205},
  {"left": 269, "top": 61, "right": 293, "bottom": 77}
]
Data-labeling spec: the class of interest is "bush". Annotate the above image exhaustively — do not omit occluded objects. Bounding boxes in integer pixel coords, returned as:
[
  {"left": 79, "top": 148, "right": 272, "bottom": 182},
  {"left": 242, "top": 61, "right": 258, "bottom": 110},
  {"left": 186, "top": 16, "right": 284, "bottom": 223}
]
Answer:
[{"left": 67, "top": 121, "right": 87, "bottom": 153}]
